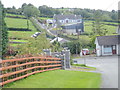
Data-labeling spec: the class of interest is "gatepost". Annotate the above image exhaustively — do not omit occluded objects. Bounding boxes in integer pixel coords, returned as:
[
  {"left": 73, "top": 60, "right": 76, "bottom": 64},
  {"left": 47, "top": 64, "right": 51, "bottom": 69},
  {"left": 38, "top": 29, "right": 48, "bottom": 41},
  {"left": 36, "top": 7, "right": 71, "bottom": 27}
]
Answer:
[
  {"left": 59, "top": 54, "right": 65, "bottom": 70},
  {"left": 62, "top": 49, "right": 71, "bottom": 69}
]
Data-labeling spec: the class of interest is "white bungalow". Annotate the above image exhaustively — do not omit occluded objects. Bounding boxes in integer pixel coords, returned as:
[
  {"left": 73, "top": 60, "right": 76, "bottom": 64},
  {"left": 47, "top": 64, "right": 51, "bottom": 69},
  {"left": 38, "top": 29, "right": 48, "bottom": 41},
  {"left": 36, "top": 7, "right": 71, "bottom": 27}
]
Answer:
[{"left": 95, "top": 35, "right": 120, "bottom": 56}]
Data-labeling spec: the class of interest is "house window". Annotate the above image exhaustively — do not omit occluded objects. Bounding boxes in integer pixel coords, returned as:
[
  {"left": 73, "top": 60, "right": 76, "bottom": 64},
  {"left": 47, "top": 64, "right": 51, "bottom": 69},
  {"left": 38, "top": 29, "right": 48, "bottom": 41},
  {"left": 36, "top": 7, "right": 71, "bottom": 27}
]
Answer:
[{"left": 104, "top": 45, "right": 112, "bottom": 54}]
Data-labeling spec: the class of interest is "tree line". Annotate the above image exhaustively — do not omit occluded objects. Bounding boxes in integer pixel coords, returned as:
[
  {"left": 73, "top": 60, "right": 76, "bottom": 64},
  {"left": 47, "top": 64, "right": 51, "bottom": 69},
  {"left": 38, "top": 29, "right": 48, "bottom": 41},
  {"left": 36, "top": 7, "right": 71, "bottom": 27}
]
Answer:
[
  {"left": 5, "top": 3, "right": 118, "bottom": 21},
  {"left": 0, "top": 1, "right": 8, "bottom": 59}
]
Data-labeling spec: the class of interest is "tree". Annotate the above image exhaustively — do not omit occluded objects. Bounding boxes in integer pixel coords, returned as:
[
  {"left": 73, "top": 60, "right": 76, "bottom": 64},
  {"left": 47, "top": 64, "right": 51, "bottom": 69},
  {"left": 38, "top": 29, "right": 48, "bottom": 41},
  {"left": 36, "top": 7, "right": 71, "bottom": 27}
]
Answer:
[
  {"left": 23, "top": 4, "right": 40, "bottom": 29},
  {"left": 38, "top": 5, "right": 60, "bottom": 16},
  {"left": 0, "top": 1, "right": 8, "bottom": 59},
  {"left": 92, "top": 11, "right": 107, "bottom": 36},
  {"left": 52, "top": 41, "right": 61, "bottom": 52},
  {"left": 62, "top": 40, "right": 81, "bottom": 54}
]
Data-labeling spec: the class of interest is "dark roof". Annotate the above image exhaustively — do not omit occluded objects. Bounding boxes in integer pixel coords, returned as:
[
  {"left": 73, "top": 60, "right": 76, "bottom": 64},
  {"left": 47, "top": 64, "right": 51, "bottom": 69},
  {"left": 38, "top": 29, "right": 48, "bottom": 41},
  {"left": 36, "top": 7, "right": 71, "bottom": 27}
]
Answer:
[
  {"left": 97, "top": 35, "right": 120, "bottom": 45},
  {"left": 54, "top": 14, "right": 81, "bottom": 20}
]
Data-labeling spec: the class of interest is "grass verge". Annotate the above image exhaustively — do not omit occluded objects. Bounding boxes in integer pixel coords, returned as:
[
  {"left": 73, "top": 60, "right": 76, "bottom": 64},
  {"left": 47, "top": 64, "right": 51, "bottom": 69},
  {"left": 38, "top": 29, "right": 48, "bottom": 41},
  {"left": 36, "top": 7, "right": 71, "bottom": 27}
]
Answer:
[{"left": 72, "top": 64, "right": 96, "bottom": 71}]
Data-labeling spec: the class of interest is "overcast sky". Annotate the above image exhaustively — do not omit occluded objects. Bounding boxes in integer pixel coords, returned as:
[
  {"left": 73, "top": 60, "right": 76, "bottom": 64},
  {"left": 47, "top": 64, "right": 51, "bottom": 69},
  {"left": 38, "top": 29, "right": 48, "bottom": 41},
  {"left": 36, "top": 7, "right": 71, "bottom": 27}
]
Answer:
[{"left": 1, "top": 0, "right": 119, "bottom": 11}]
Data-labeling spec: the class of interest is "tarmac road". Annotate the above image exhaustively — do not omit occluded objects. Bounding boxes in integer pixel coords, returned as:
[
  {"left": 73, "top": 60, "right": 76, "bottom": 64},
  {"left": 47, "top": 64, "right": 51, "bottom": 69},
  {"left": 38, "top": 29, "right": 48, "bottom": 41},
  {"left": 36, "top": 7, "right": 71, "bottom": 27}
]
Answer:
[{"left": 73, "top": 55, "right": 118, "bottom": 88}]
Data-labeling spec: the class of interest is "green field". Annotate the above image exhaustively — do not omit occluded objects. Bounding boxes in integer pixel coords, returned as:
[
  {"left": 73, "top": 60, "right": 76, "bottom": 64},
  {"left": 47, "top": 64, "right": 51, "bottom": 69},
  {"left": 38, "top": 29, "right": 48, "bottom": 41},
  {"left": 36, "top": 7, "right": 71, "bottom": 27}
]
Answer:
[
  {"left": 10, "top": 39, "right": 28, "bottom": 42},
  {"left": 84, "top": 20, "right": 117, "bottom": 35},
  {"left": 5, "top": 17, "right": 37, "bottom": 31},
  {"left": 8, "top": 31, "right": 35, "bottom": 40},
  {"left": 4, "top": 70, "right": 101, "bottom": 88},
  {"left": 5, "top": 15, "right": 38, "bottom": 47},
  {"left": 6, "top": 13, "right": 25, "bottom": 18},
  {"left": 38, "top": 17, "right": 53, "bottom": 20},
  {"left": 9, "top": 39, "right": 28, "bottom": 46},
  {"left": 9, "top": 43, "right": 22, "bottom": 47}
]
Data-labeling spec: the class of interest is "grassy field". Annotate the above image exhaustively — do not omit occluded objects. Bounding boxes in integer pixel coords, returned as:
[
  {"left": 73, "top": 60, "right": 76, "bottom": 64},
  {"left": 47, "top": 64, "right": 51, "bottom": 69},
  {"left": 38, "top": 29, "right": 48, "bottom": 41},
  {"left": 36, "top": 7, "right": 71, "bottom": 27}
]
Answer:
[
  {"left": 6, "top": 13, "right": 25, "bottom": 18},
  {"left": 9, "top": 43, "right": 22, "bottom": 47},
  {"left": 5, "top": 17, "right": 37, "bottom": 31},
  {"left": 38, "top": 17, "right": 53, "bottom": 20},
  {"left": 4, "top": 70, "right": 101, "bottom": 88},
  {"left": 8, "top": 31, "right": 35, "bottom": 40},
  {"left": 5, "top": 15, "right": 38, "bottom": 47},
  {"left": 5, "top": 17, "right": 38, "bottom": 38},
  {"left": 10, "top": 39, "right": 28, "bottom": 42},
  {"left": 9, "top": 39, "right": 28, "bottom": 47},
  {"left": 10, "top": 39, "right": 27, "bottom": 42},
  {"left": 84, "top": 20, "right": 117, "bottom": 35}
]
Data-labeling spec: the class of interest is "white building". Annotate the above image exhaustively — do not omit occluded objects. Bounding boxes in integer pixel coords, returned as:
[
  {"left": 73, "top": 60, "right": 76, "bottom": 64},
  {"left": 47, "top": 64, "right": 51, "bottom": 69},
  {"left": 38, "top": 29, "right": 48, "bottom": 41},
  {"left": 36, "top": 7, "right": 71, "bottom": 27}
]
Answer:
[
  {"left": 53, "top": 14, "right": 84, "bottom": 34},
  {"left": 95, "top": 35, "right": 120, "bottom": 56},
  {"left": 50, "top": 37, "right": 69, "bottom": 44}
]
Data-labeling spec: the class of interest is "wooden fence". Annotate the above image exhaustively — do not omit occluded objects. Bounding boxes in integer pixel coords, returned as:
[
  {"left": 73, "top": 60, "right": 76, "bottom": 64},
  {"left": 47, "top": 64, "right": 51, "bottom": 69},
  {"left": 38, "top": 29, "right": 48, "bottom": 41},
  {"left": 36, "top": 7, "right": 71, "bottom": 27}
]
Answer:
[{"left": 0, "top": 57, "right": 61, "bottom": 86}]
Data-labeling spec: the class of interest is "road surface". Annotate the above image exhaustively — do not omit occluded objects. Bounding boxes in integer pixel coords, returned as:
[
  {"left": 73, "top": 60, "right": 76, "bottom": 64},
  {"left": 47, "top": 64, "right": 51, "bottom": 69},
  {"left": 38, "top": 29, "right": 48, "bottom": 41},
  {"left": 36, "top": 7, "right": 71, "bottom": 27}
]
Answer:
[{"left": 73, "top": 55, "right": 118, "bottom": 88}]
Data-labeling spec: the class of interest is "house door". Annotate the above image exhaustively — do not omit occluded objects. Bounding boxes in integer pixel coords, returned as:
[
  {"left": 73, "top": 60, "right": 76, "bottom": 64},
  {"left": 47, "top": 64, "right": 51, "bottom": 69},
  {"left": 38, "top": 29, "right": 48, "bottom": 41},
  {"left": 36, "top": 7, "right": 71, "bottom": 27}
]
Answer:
[
  {"left": 66, "top": 20, "right": 68, "bottom": 23},
  {"left": 112, "top": 45, "right": 116, "bottom": 54}
]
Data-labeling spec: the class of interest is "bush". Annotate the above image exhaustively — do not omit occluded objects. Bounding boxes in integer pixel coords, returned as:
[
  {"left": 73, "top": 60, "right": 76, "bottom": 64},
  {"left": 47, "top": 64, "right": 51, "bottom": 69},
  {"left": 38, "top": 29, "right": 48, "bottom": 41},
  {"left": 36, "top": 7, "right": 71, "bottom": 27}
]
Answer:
[
  {"left": 4, "top": 46, "right": 18, "bottom": 57},
  {"left": 62, "top": 41, "right": 81, "bottom": 54}
]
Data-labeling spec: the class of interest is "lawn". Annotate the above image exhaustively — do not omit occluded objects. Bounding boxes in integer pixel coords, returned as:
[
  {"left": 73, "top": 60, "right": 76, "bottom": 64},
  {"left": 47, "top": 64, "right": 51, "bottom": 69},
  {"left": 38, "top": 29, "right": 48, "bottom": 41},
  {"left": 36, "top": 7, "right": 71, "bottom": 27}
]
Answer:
[{"left": 4, "top": 70, "right": 101, "bottom": 88}]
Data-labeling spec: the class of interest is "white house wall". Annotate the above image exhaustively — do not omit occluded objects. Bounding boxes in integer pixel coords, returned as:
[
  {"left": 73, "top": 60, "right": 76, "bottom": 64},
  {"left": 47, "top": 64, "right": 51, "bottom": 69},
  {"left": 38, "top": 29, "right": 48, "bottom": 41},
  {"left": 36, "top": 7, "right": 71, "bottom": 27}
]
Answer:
[
  {"left": 65, "top": 29, "right": 77, "bottom": 34},
  {"left": 95, "top": 39, "right": 102, "bottom": 56},
  {"left": 96, "top": 45, "right": 102, "bottom": 56},
  {"left": 58, "top": 19, "right": 82, "bottom": 24}
]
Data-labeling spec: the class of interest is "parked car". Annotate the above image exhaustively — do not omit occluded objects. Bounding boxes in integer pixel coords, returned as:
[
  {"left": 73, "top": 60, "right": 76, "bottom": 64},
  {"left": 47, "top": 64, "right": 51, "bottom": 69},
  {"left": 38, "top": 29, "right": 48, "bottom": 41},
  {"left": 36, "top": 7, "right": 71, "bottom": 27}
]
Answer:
[{"left": 82, "top": 48, "right": 90, "bottom": 55}]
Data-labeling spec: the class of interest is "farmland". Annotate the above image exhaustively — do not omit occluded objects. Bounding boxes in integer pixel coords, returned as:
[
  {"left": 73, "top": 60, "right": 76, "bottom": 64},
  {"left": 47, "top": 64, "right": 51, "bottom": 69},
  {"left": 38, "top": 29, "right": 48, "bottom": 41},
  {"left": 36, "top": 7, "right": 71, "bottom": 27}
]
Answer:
[
  {"left": 84, "top": 20, "right": 117, "bottom": 35},
  {"left": 5, "top": 14, "right": 117, "bottom": 48},
  {"left": 5, "top": 17, "right": 37, "bottom": 31},
  {"left": 5, "top": 14, "right": 38, "bottom": 47}
]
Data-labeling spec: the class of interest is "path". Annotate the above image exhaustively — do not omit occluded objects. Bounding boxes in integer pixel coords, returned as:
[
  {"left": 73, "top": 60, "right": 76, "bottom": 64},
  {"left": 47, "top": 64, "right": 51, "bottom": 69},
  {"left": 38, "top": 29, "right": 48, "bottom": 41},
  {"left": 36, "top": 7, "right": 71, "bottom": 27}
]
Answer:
[
  {"left": 32, "top": 17, "right": 56, "bottom": 37},
  {"left": 73, "top": 55, "right": 118, "bottom": 88}
]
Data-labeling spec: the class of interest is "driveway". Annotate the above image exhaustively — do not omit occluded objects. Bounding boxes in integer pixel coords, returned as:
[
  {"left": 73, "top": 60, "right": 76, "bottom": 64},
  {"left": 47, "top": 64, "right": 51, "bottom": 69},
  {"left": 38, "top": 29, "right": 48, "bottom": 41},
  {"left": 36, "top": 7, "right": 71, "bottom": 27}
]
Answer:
[{"left": 73, "top": 55, "right": 118, "bottom": 88}]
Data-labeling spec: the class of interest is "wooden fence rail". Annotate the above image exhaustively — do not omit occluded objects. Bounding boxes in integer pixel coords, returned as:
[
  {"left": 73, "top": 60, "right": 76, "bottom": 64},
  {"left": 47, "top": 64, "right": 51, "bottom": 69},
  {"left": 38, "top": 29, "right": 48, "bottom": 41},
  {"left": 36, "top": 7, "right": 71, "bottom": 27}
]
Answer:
[{"left": 0, "top": 57, "right": 61, "bottom": 86}]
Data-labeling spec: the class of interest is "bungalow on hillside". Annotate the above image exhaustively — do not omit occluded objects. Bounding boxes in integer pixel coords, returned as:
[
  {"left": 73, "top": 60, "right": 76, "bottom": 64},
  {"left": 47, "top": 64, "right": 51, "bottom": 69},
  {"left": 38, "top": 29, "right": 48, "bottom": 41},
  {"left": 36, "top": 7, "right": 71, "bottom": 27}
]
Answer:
[
  {"left": 53, "top": 14, "right": 84, "bottom": 35},
  {"left": 95, "top": 35, "right": 120, "bottom": 56}
]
